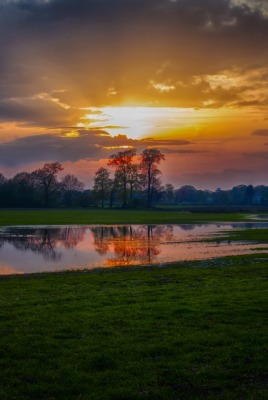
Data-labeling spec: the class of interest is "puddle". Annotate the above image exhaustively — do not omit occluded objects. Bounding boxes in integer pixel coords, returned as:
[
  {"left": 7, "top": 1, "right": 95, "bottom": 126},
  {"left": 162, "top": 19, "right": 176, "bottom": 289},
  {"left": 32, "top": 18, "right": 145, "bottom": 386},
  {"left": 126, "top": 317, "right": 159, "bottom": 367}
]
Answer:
[{"left": 0, "top": 223, "right": 268, "bottom": 275}]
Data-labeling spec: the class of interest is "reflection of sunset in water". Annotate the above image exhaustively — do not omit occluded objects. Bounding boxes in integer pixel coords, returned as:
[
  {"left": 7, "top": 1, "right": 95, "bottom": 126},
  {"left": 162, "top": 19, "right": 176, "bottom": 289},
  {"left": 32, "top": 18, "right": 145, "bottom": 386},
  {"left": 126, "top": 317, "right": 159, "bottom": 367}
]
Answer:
[
  {"left": 1, "top": 223, "right": 268, "bottom": 274},
  {"left": 0, "top": 263, "right": 24, "bottom": 275},
  {"left": 103, "top": 225, "right": 172, "bottom": 267}
]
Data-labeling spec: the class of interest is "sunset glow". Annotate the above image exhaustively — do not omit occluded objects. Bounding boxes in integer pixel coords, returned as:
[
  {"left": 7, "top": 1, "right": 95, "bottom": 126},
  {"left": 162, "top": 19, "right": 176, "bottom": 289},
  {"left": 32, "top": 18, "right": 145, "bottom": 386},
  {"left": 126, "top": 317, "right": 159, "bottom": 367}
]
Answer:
[
  {"left": 78, "top": 106, "right": 253, "bottom": 141},
  {"left": 79, "top": 107, "right": 204, "bottom": 139},
  {"left": 0, "top": 0, "right": 268, "bottom": 188}
]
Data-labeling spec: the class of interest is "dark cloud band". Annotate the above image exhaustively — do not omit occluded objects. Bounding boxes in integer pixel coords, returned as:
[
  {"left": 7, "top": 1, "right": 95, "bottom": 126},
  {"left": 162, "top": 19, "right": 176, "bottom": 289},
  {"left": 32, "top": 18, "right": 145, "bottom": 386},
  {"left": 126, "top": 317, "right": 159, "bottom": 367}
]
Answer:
[{"left": 0, "top": 130, "right": 191, "bottom": 167}]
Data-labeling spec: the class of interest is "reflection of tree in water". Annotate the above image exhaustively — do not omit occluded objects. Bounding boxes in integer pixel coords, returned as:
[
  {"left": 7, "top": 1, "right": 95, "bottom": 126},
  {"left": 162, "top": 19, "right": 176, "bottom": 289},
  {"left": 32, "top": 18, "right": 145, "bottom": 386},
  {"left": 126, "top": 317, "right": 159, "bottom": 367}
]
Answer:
[
  {"left": 0, "top": 227, "right": 87, "bottom": 261},
  {"left": 91, "top": 227, "right": 114, "bottom": 255},
  {"left": 91, "top": 225, "right": 174, "bottom": 266},
  {"left": 60, "top": 227, "right": 86, "bottom": 249}
]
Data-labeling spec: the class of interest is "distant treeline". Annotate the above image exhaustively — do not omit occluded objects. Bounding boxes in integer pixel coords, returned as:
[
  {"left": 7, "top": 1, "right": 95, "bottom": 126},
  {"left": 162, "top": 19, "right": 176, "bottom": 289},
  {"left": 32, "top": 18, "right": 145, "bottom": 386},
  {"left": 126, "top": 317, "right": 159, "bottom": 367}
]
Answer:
[
  {"left": 0, "top": 158, "right": 268, "bottom": 208},
  {"left": 0, "top": 148, "right": 167, "bottom": 208}
]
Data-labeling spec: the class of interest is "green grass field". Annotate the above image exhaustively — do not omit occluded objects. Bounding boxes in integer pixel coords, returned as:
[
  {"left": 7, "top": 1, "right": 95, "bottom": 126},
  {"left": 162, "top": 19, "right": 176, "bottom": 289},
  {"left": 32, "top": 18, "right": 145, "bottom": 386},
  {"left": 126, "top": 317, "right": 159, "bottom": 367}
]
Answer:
[
  {"left": 0, "top": 209, "right": 262, "bottom": 226},
  {"left": 0, "top": 256, "right": 267, "bottom": 400}
]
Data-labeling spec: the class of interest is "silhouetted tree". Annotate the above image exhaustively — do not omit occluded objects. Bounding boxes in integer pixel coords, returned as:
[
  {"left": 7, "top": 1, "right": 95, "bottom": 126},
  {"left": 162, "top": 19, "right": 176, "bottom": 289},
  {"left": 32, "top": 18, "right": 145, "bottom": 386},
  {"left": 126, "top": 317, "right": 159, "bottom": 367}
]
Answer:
[
  {"left": 61, "top": 174, "right": 84, "bottom": 207},
  {"left": 230, "top": 185, "right": 248, "bottom": 205},
  {"left": 128, "top": 164, "right": 141, "bottom": 202},
  {"left": 140, "top": 148, "right": 165, "bottom": 207},
  {"left": 109, "top": 171, "right": 121, "bottom": 208},
  {"left": 0, "top": 173, "right": 6, "bottom": 185},
  {"left": 12, "top": 172, "right": 36, "bottom": 207},
  {"left": 93, "top": 167, "right": 110, "bottom": 208},
  {"left": 33, "top": 162, "right": 63, "bottom": 207},
  {"left": 245, "top": 185, "right": 255, "bottom": 204},
  {"left": 164, "top": 183, "right": 175, "bottom": 204},
  {"left": 176, "top": 185, "right": 197, "bottom": 204},
  {"left": 108, "top": 149, "right": 136, "bottom": 207},
  {"left": 0, "top": 173, "right": 7, "bottom": 207}
]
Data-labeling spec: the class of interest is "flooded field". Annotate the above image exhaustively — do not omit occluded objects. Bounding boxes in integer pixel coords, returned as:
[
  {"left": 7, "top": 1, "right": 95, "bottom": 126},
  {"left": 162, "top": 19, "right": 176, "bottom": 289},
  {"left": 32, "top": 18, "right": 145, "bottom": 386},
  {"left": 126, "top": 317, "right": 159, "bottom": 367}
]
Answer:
[{"left": 0, "top": 223, "right": 268, "bottom": 275}]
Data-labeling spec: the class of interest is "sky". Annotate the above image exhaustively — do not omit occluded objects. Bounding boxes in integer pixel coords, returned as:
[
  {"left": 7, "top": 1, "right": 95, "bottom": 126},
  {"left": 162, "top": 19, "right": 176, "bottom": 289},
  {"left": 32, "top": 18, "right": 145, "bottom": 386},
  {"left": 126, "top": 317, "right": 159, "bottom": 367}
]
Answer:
[{"left": 0, "top": 0, "right": 268, "bottom": 189}]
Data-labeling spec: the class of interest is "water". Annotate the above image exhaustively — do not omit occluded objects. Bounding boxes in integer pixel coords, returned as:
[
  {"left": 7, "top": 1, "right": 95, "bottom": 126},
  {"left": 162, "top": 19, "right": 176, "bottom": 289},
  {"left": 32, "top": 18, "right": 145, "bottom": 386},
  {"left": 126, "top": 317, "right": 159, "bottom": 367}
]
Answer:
[{"left": 0, "top": 223, "right": 267, "bottom": 275}]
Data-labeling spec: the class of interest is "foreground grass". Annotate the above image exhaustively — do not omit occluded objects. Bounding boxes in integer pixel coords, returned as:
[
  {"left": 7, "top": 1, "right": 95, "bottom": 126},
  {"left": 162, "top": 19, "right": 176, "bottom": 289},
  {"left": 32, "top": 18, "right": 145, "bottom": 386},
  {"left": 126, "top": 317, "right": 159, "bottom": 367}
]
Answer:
[
  {"left": 1, "top": 256, "right": 267, "bottom": 399},
  {"left": 0, "top": 209, "right": 261, "bottom": 226}
]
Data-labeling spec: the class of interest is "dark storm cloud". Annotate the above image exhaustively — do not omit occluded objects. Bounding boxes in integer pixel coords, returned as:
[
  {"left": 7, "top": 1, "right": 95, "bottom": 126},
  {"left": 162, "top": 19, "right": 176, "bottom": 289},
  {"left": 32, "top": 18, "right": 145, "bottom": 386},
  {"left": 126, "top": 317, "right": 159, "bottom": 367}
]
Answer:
[
  {"left": 0, "top": 130, "right": 191, "bottom": 167},
  {"left": 0, "top": 0, "right": 268, "bottom": 125},
  {"left": 0, "top": 132, "right": 103, "bottom": 166},
  {"left": 0, "top": 96, "right": 84, "bottom": 127}
]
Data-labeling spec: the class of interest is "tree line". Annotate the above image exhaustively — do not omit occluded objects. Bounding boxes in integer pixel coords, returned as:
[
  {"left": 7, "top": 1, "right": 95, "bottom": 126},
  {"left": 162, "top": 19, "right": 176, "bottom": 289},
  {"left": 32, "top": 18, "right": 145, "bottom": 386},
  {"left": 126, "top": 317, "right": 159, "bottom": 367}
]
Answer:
[
  {"left": 0, "top": 162, "right": 85, "bottom": 208},
  {"left": 0, "top": 148, "right": 165, "bottom": 208},
  {"left": 0, "top": 148, "right": 268, "bottom": 208}
]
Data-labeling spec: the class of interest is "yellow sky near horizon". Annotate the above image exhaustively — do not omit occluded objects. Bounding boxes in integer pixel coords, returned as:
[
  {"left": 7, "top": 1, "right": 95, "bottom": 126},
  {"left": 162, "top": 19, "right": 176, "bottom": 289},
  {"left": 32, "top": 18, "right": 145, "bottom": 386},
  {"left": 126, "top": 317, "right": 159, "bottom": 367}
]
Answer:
[{"left": 77, "top": 105, "right": 264, "bottom": 141}]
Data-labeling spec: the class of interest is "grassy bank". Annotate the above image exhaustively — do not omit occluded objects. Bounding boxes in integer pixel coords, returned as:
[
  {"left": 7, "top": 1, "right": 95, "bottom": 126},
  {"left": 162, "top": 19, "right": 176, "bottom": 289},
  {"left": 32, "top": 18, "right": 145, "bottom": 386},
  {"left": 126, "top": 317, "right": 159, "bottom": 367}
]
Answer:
[
  {"left": 206, "top": 228, "right": 268, "bottom": 246},
  {"left": 1, "top": 256, "right": 267, "bottom": 400},
  {"left": 223, "top": 228, "right": 268, "bottom": 243},
  {"left": 0, "top": 209, "right": 260, "bottom": 226}
]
